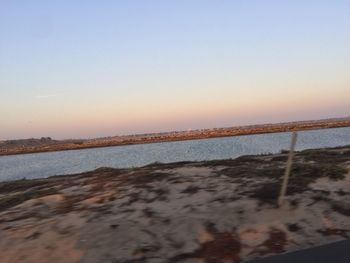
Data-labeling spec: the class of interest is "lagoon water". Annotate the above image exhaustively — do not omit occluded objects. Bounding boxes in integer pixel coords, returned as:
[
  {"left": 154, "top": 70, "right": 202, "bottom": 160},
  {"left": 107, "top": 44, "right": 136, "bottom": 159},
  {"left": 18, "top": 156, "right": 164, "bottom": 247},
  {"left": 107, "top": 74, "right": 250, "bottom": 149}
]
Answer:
[{"left": 0, "top": 127, "right": 349, "bottom": 181}]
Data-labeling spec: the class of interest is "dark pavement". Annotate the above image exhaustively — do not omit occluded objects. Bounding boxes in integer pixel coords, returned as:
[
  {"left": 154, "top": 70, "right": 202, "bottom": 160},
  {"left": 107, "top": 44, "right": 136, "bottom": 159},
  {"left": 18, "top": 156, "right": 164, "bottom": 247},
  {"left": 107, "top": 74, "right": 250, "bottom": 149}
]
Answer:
[{"left": 248, "top": 239, "right": 350, "bottom": 263}]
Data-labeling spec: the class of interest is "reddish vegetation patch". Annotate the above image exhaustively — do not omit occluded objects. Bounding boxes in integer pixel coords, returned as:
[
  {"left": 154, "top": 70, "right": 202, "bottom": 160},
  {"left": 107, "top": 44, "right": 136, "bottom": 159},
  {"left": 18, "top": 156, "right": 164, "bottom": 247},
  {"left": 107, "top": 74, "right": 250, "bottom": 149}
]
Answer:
[
  {"left": 250, "top": 228, "right": 287, "bottom": 256},
  {"left": 196, "top": 232, "right": 241, "bottom": 263},
  {"left": 172, "top": 223, "right": 241, "bottom": 262}
]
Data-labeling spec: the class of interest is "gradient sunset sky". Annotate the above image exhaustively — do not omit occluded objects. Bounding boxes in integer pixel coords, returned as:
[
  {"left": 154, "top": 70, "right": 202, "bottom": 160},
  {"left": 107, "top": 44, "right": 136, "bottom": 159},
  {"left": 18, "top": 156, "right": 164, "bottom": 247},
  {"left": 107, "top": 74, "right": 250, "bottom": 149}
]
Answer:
[{"left": 1, "top": 1, "right": 349, "bottom": 139}]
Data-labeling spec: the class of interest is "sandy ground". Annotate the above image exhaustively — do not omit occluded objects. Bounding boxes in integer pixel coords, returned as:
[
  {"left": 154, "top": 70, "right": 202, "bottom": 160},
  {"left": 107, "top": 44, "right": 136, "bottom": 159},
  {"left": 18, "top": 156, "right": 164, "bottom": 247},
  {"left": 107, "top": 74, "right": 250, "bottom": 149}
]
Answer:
[{"left": 0, "top": 146, "right": 349, "bottom": 263}]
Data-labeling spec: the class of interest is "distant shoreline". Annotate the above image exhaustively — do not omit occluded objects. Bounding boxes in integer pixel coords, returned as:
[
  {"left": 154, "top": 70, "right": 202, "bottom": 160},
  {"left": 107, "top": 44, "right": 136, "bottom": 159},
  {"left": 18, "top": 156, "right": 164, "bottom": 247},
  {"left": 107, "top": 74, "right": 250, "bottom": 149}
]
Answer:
[{"left": 1, "top": 118, "right": 350, "bottom": 156}]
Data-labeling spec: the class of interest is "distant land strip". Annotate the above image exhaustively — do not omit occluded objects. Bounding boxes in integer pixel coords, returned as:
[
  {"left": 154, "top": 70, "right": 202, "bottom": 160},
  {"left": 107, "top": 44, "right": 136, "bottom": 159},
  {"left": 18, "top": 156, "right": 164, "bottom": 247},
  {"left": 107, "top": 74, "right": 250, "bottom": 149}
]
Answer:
[{"left": 0, "top": 117, "right": 349, "bottom": 156}]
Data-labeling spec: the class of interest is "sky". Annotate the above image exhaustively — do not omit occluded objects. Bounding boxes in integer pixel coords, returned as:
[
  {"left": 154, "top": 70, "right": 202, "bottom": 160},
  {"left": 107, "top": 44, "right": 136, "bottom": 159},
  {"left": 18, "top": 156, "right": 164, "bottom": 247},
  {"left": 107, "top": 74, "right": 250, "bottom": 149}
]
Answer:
[{"left": 0, "top": 1, "right": 349, "bottom": 139}]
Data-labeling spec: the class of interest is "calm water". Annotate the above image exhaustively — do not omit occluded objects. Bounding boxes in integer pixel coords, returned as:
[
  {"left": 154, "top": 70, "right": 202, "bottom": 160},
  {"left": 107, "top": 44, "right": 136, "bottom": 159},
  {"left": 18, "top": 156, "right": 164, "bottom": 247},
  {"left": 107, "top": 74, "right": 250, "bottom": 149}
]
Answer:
[{"left": 0, "top": 127, "right": 349, "bottom": 181}]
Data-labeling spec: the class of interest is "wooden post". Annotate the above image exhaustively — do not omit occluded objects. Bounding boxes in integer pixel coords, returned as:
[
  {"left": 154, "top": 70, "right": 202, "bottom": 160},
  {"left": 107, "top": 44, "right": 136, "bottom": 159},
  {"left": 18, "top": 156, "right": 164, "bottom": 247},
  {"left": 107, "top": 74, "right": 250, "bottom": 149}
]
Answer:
[{"left": 278, "top": 131, "right": 298, "bottom": 207}]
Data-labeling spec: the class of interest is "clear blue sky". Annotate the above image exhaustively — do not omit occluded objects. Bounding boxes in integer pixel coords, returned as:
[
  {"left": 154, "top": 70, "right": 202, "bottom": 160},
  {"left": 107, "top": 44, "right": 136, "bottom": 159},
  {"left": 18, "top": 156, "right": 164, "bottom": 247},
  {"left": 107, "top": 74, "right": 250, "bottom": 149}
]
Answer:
[{"left": 0, "top": 1, "right": 349, "bottom": 139}]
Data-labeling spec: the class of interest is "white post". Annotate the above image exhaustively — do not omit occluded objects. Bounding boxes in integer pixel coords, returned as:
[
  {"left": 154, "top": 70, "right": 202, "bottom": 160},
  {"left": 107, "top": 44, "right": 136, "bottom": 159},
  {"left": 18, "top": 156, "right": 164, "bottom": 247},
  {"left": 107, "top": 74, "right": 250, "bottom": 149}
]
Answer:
[{"left": 278, "top": 131, "right": 298, "bottom": 207}]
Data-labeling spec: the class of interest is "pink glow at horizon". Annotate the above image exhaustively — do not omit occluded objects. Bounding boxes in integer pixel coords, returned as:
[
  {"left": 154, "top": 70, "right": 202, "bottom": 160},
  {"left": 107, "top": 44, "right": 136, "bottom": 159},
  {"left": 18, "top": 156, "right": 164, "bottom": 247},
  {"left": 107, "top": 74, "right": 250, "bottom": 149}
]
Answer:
[{"left": 2, "top": 97, "right": 349, "bottom": 140}]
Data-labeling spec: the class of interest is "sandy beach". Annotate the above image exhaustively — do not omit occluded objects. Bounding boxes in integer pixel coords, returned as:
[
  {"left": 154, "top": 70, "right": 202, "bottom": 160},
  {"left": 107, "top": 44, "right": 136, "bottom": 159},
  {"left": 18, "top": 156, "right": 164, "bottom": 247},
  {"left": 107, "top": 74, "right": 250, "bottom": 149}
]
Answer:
[{"left": 0, "top": 146, "right": 349, "bottom": 262}]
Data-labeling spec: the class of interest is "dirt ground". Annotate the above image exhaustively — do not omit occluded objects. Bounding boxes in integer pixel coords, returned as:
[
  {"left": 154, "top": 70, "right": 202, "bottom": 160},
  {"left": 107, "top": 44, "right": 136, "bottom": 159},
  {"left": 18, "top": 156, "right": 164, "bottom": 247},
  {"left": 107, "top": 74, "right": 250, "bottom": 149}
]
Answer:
[{"left": 0, "top": 146, "right": 349, "bottom": 263}]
